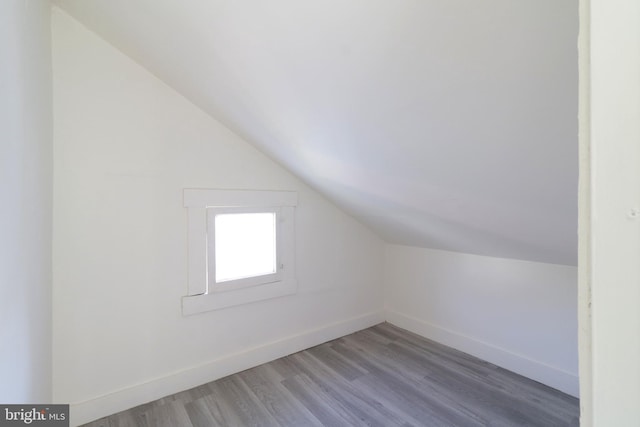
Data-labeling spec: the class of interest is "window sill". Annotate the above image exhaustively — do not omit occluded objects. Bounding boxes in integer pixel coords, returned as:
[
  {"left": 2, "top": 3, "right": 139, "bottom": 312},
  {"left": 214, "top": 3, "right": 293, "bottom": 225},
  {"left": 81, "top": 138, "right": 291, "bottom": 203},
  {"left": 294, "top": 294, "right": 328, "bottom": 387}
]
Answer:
[{"left": 182, "top": 278, "right": 297, "bottom": 315}]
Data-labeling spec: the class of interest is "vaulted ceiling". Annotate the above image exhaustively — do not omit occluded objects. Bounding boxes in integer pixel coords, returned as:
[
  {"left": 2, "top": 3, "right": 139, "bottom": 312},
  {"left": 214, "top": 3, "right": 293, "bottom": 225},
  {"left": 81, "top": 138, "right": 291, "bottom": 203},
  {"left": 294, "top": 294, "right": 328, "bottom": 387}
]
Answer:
[{"left": 53, "top": 0, "right": 578, "bottom": 265}]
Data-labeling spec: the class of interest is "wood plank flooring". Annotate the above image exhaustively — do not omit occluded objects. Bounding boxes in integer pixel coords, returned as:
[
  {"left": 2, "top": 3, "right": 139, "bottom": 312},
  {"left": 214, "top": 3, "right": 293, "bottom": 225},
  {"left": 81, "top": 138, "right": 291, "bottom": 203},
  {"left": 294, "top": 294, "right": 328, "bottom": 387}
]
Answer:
[{"left": 82, "top": 323, "right": 580, "bottom": 427}]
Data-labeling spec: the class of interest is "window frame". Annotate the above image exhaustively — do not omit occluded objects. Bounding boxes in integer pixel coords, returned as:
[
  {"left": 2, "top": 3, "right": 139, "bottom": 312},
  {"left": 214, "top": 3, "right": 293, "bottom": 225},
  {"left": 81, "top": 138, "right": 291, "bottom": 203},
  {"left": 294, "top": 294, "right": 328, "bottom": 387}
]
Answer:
[
  {"left": 182, "top": 189, "right": 297, "bottom": 315},
  {"left": 207, "top": 206, "right": 283, "bottom": 292}
]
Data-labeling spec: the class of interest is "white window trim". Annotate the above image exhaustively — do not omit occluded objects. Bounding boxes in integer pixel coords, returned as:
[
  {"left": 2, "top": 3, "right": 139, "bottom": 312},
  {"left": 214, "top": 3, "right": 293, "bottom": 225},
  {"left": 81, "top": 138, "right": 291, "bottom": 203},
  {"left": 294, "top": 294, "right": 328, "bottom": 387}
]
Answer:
[{"left": 182, "top": 189, "right": 297, "bottom": 315}]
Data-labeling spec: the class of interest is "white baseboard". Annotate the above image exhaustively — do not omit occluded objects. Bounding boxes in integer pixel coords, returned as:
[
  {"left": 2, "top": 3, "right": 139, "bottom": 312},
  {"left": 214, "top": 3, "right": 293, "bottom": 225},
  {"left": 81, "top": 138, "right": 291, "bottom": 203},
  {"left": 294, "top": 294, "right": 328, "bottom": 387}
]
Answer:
[
  {"left": 70, "top": 311, "right": 385, "bottom": 426},
  {"left": 385, "top": 310, "right": 579, "bottom": 398},
  {"left": 71, "top": 309, "right": 578, "bottom": 425}
]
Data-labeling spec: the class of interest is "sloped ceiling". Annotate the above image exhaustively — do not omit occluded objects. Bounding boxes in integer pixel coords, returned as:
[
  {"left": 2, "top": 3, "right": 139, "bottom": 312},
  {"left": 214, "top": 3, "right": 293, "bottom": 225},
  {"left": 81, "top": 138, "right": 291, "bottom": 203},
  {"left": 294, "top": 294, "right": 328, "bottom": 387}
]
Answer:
[{"left": 53, "top": 0, "right": 578, "bottom": 265}]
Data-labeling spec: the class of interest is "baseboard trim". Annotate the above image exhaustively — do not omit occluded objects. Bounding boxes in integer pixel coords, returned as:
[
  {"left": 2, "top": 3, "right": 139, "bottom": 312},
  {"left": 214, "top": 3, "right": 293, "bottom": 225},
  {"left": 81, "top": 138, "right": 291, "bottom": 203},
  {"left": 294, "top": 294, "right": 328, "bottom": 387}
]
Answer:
[
  {"left": 71, "top": 311, "right": 385, "bottom": 426},
  {"left": 385, "top": 310, "right": 579, "bottom": 398}
]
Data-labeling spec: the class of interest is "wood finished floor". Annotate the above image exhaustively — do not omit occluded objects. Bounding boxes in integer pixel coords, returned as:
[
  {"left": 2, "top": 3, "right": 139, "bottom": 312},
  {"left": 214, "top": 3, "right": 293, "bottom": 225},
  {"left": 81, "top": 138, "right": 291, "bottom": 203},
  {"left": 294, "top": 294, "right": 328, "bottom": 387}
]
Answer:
[{"left": 82, "top": 323, "right": 579, "bottom": 427}]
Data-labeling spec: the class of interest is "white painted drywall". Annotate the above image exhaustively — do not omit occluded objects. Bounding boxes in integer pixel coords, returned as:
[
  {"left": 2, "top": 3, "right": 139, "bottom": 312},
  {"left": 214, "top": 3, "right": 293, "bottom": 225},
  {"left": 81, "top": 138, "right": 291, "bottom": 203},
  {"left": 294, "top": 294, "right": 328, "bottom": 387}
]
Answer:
[
  {"left": 51, "top": 9, "right": 384, "bottom": 424},
  {"left": 52, "top": 0, "right": 578, "bottom": 266},
  {"left": 0, "top": 0, "right": 53, "bottom": 403},
  {"left": 385, "top": 245, "right": 578, "bottom": 396},
  {"left": 583, "top": 0, "right": 640, "bottom": 424}
]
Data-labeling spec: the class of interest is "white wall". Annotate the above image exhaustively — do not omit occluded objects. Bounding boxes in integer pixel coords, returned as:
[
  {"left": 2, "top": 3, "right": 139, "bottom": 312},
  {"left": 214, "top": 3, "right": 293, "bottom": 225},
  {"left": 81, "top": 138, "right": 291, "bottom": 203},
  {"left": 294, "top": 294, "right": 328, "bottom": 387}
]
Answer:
[
  {"left": 51, "top": 9, "right": 384, "bottom": 425},
  {"left": 0, "top": 0, "right": 52, "bottom": 403},
  {"left": 385, "top": 245, "right": 578, "bottom": 397},
  {"left": 583, "top": 0, "right": 640, "bottom": 425}
]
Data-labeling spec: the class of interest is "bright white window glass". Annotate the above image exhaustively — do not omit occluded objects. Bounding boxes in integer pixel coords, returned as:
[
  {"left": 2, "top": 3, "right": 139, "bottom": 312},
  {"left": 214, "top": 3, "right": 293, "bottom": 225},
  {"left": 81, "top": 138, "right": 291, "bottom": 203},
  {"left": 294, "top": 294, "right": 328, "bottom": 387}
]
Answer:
[{"left": 214, "top": 212, "right": 277, "bottom": 282}]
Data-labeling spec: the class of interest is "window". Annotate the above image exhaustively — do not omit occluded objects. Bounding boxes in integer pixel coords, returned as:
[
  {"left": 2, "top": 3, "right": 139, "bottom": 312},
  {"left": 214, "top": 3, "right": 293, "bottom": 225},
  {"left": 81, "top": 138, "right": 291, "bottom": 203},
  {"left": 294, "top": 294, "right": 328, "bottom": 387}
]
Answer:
[
  {"left": 182, "top": 189, "right": 297, "bottom": 315},
  {"left": 208, "top": 208, "right": 281, "bottom": 290}
]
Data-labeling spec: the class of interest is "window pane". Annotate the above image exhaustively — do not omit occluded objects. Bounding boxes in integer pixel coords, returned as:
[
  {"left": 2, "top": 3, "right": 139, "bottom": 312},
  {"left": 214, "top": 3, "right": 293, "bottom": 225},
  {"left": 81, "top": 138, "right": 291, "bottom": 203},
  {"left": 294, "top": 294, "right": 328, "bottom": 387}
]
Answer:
[{"left": 215, "top": 212, "right": 277, "bottom": 282}]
